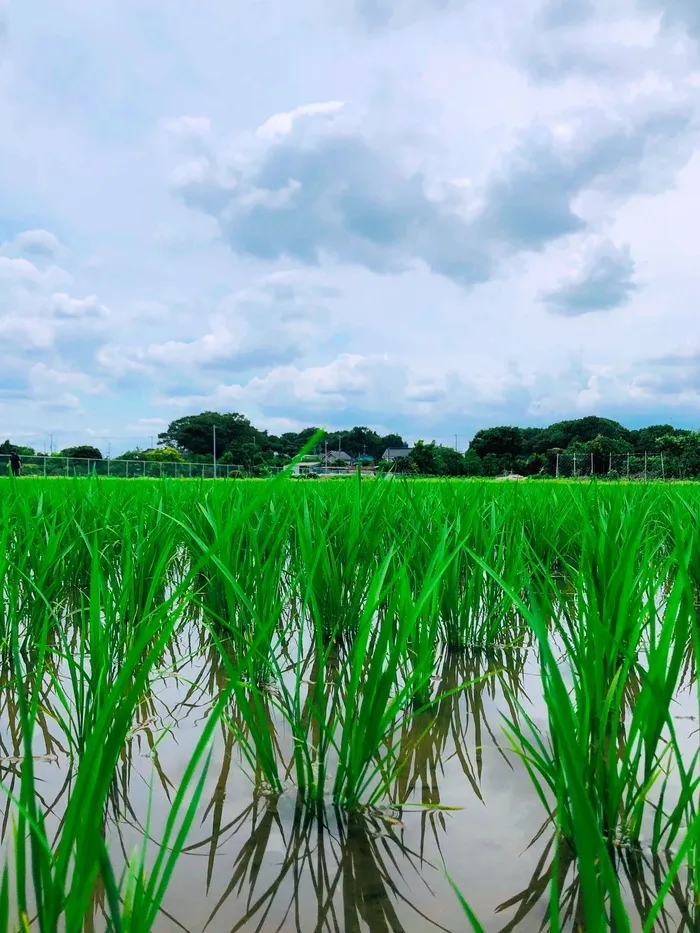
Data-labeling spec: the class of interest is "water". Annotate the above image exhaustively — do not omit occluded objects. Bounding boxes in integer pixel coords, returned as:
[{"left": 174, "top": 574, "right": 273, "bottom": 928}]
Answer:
[{"left": 1, "top": 632, "right": 695, "bottom": 933}]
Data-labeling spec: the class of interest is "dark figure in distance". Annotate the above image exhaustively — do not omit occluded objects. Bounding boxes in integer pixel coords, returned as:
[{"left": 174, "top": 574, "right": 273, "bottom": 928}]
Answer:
[{"left": 9, "top": 451, "right": 21, "bottom": 476}]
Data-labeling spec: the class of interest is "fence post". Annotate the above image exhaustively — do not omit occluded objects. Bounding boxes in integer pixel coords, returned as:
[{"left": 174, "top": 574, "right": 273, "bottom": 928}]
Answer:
[
  {"left": 608, "top": 453, "right": 612, "bottom": 473},
  {"left": 65, "top": 457, "right": 69, "bottom": 477},
  {"left": 43, "top": 456, "right": 47, "bottom": 477},
  {"left": 644, "top": 452, "right": 648, "bottom": 481},
  {"left": 555, "top": 453, "right": 559, "bottom": 478},
  {"left": 590, "top": 451, "right": 594, "bottom": 476},
  {"left": 189, "top": 462, "right": 192, "bottom": 479},
  {"left": 573, "top": 452, "right": 577, "bottom": 477},
  {"left": 202, "top": 464, "right": 205, "bottom": 479},
  {"left": 107, "top": 458, "right": 111, "bottom": 477},
  {"left": 143, "top": 461, "right": 146, "bottom": 478},
  {"left": 661, "top": 452, "right": 665, "bottom": 481},
  {"left": 627, "top": 453, "right": 630, "bottom": 480},
  {"left": 126, "top": 461, "right": 129, "bottom": 479}
]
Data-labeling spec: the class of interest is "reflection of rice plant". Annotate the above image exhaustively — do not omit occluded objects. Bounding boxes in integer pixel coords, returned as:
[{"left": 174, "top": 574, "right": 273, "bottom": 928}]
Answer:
[{"left": 0, "top": 475, "right": 695, "bottom": 929}]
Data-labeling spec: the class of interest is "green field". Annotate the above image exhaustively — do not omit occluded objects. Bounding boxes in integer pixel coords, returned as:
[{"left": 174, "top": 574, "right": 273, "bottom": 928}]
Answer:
[{"left": 0, "top": 476, "right": 697, "bottom": 932}]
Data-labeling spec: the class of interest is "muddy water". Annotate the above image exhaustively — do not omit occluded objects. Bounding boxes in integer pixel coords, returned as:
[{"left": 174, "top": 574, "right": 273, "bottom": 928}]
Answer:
[{"left": 0, "top": 640, "right": 696, "bottom": 933}]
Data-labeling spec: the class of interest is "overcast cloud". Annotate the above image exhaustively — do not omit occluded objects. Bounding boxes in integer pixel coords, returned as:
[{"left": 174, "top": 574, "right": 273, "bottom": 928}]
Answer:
[{"left": 1, "top": 0, "right": 700, "bottom": 451}]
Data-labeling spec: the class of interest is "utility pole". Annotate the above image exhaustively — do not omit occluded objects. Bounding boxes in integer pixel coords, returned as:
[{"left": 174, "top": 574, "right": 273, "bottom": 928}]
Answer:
[
  {"left": 49, "top": 433, "right": 54, "bottom": 454},
  {"left": 454, "top": 434, "right": 458, "bottom": 451},
  {"left": 213, "top": 425, "right": 217, "bottom": 479}
]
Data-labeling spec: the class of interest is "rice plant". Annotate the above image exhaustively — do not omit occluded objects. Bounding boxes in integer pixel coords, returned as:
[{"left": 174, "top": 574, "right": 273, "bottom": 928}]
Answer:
[{"left": 0, "top": 474, "right": 696, "bottom": 930}]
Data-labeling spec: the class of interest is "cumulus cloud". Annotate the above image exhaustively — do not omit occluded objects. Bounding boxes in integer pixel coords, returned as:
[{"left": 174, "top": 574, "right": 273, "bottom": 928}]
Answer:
[
  {"left": 98, "top": 270, "right": 338, "bottom": 383},
  {"left": 169, "top": 99, "right": 695, "bottom": 290},
  {"left": 50, "top": 293, "right": 110, "bottom": 318},
  {"left": 172, "top": 118, "right": 492, "bottom": 286},
  {"left": 476, "top": 107, "right": 694, "bottom": 251},
  {"left": 256, "top": 102, "right": 346, "bottom": 138},
  {"left": 542, "top": 239, "right": 638, "bottom": 316},
  {"left": 1, "top": 229, "right": 63, "bottom": 259}
]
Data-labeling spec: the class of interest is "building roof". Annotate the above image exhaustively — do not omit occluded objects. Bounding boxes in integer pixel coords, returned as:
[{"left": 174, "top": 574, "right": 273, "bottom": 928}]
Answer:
[
  {"left": 326, "top": 450, "right": 353, "bottom": 461},
  {"left": 382, "top": 447, "right": 413, "bottom": 460}
]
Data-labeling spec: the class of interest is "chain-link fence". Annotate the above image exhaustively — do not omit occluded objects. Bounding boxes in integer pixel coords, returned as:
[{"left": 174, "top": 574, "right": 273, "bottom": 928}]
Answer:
[
  {"left": 554, "top": 452, "right": 690, "bottom": 480},
  {"left": 0, "top": 455, "right": 247, "bottom": 479}
]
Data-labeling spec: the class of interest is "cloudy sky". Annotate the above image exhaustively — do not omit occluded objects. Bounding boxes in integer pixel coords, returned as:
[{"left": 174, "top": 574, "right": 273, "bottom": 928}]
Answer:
[{"left": 1, "top": 0, "right": 700, "bottom": 452}]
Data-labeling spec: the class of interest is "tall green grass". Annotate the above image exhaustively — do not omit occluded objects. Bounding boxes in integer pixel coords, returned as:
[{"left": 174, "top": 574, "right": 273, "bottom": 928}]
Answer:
[{"left": 0, "top": 475, "right": 696, "bottom": 929}]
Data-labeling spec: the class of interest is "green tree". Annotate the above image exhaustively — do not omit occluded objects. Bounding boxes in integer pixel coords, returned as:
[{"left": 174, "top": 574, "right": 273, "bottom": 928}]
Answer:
[
  {"left": 408, "top": 441, "right": 443, "bottom": 475},
  {"left": 469, "top": 426, "right": 524, "bottom": 460},
  {"left": 656, "top": 432, "right": 700, "bottom": 476},
  {"left": 631, "top": 424, "right": 689, "bottom": 454},
  {"left": 0, "top": 440, "right": 36, "bottom": 456},
  {"left": 144, "top": 446, "right": 185, "bottom": 463},
  {"left": 537, "top": 417, "right": 632, "bottom": 452},
  {"left": 59, "top": 445, "right": 103, "bottom": 460},
  {"left": 159, "top": 412, "right": 258, "bottom": 457}
]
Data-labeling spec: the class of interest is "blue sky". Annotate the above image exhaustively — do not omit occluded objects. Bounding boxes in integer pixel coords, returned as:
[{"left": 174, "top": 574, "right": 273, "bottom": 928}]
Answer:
[{"left": 1, "top": 0, "right": 700, "bottom": 453}]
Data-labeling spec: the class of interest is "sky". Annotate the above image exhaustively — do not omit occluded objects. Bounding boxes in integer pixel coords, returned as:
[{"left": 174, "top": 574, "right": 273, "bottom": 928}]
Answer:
[{"left": 1, "top": 0, "right": 700, "bottom": 453}]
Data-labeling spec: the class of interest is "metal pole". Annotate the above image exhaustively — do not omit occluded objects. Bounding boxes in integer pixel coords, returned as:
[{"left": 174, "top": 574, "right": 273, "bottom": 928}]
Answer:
[
  {"left": 627, "top": 453, "right": 630, "bottom": 480},
  {"left": 661, "top": 452, "right": 665, "bottom": 480},
  {"left": 189, "top": 462, "right": 192, "bottom": 478},
  {"left": 644, "top": 452, "right": 648, "bottom": 481},
  {"left": 573, "top": 452, "right": 577, "bottom": 477},
  {"left": 107, "top": 458, "right": 111, "bottom": 477},
  {"left": 202, "top": 464, "right": 205, "bottom": 480},
  {"left": 43, "top": 456, "right": 46, "bottom": 477},
  {"left": 126, "top": 460, "right": 129, "bottom": 479},
  {"left": 555, "top": 453, "right": 559, "bottom": 478},
  {"left": 65, "top": 457, "right": 69, "bottom": 477},
  {"left": 213, "top": 425, "right": 217, "bottom": 479},
  {"left": 608, "top": 453, "right": 612, "bottom": 473},
  {"left": 590, "top": 451, "right": 594, "bottom": 476}
]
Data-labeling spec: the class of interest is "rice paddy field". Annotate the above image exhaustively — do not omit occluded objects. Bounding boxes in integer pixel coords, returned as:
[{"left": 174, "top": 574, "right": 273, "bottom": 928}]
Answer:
[{"left": 0, "top": 474, "right": 697, "bottom": 933}]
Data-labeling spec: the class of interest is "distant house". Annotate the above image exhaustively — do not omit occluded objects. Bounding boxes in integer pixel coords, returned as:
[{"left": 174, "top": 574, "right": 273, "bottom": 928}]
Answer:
[
  {"left": 323, "top": 450, "right": 354, "bottom": 466},
  {"left": 381, "top": 447, "right": 413, "bottom": 461}
]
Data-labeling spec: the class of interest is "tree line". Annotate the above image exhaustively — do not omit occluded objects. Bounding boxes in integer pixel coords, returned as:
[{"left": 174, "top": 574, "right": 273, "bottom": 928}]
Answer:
[{"left": 3, "top": 413, "right": 699, "bottom": 477}]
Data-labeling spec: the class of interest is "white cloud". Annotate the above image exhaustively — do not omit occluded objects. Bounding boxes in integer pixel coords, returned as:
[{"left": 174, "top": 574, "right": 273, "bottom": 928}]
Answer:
[
  {"left": 1, "top": 229, "right": 63, "bottom": 259},
  {"left": 50, "top": 293, "right": 110, "bottom": 318},
  {"left": 256, "top": 101, "right": 346, "bottom": 138}
]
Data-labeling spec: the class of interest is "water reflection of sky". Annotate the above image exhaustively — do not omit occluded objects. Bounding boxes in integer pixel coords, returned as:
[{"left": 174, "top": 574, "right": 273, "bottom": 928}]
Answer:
[{"left": 0, "top": 634, "right": 696, "bottom": 933}]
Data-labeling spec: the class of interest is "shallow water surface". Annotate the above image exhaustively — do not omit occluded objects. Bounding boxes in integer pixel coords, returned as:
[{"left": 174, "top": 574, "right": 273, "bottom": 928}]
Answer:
[{"left": 2, "top": 636, "right": 695, "bottom": 933}]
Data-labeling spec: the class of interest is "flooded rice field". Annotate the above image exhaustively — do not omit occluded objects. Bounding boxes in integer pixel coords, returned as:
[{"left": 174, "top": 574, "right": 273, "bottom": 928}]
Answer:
[{"left": 0, "top": 477, "right": 697, "bottom": 931}]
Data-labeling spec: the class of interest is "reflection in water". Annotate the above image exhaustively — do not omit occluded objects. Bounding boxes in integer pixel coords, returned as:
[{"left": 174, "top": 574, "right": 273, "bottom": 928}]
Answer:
[
  {"left": 494, "top": 834, "right": 698, "bottom": 933},
  {"left": 184, "top": 795, "right": 451, "bottom": 933},
  {"left": 0, "top": 621, "right": 695, "bottom": 933}
]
